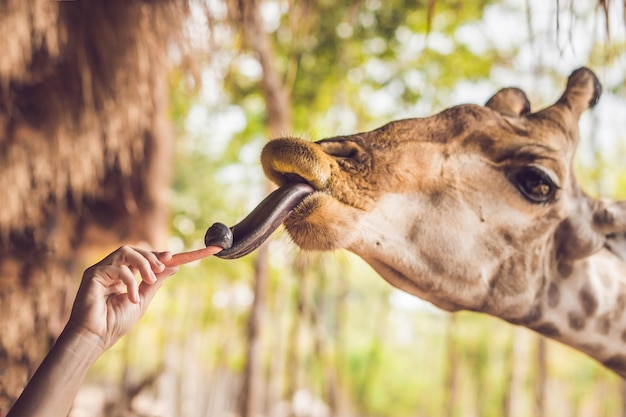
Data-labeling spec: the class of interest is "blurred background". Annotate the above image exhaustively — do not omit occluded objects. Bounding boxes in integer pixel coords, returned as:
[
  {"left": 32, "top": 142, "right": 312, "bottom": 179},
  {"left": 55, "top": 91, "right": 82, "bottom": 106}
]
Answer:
[{"left": 1, "top": 0, "right": 626, "bottom": 416}]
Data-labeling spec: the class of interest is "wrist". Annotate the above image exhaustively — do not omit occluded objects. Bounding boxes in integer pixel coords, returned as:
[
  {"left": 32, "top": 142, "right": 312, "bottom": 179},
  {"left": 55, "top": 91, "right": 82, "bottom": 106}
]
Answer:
[
  {"left": 6, "top": 322, "right": 107, "bottom": 417},
  {"left": 57, "top": 324, "right": 107, "bottom": 361}
]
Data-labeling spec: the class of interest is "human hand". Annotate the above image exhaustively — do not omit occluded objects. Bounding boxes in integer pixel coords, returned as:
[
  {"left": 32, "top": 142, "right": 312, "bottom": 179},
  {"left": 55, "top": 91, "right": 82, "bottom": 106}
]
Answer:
[
  {"left": 64, "top": 246, "right": 178, "bottom": 352},
  {"left": 6, "top": 247, "right": 177, "bottom": 417}
]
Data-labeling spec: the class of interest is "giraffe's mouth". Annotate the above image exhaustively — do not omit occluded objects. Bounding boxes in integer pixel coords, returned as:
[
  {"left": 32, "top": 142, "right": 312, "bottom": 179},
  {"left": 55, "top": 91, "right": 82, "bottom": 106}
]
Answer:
[{"left": 209, "top": 182, "right": 315, "bottom": 259}]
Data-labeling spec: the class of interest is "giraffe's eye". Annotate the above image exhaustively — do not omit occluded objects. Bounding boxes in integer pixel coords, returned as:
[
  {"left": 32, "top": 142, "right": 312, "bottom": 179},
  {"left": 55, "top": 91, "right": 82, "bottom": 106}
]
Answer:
[{"left": 511, "top": 166, "right": 558, "bottom": 204}]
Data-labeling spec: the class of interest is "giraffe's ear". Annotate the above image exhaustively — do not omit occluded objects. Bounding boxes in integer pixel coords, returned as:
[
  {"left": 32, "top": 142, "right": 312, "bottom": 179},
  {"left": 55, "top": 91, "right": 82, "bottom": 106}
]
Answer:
[
  {"left": 485, "top": 87, "right": 531, "bottom": 117},
  {"left": 593, "top": 200, "right": 626, "bottom": 262}
]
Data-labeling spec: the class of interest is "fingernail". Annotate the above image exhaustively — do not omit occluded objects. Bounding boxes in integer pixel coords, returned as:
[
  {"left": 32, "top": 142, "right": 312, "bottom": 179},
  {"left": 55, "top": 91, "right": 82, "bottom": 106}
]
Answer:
[{"left": 157, "top": 251, "right": 171, "bottom": 261}]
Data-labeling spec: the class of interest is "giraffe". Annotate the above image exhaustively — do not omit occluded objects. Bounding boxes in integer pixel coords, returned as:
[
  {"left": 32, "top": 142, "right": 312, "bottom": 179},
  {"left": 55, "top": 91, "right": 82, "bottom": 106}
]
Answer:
[{"left": 237, "top": 67, "right": 626, "bottom": 376}]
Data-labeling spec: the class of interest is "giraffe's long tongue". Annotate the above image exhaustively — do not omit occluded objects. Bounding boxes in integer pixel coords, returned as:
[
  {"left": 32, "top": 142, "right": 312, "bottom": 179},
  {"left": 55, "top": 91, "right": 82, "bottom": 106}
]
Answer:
[{"left": 206, "top": 182, "right": 314, "bottom": 259}]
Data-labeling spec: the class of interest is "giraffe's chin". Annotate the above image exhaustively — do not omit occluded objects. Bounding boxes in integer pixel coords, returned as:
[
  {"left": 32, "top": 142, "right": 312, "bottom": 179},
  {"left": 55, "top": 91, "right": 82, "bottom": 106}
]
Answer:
[{"left": 283, "top": 192, "right": 361, "bottom": 251}]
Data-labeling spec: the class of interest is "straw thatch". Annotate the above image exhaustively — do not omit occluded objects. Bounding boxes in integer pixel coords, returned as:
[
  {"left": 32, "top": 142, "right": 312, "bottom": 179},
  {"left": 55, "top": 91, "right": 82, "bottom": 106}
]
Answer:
[
  {"left": 1, "top": 0, "right": 188, "bottom": 244},
  {"left": 0, "top": 0, "right": 188, "bottom": 409}
]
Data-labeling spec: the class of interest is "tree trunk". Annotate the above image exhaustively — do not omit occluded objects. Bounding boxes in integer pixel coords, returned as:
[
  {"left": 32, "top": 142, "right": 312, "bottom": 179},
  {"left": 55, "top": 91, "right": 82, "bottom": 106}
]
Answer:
[
  {"left": 502, "top": 327, "right": 528, "bottom": 417},
  {"left": 238, "top": 244, "right": 270, "bottom": 417},
  {"left": 619, "top": 380, "right": 626, "bottom": 417},
  {"left": 331, "top": 265, "right": 350, "bottom": 417},
  {"left": 283, "top": 257, "right": 309, "bottom": 417},
  {"left": 235, "top": 1, "right": 292, "bottom": 416},
  {"left": 443, "top": 314, "right": 459, "bottom": 417},
  {"left": 534, "top": 336, "right": 548, "bottom": 417},
  {"left": 356, "top": 291, "right": 389, "bottom": 415},
  {"left": 312, "top": 263, "right": 343, "bottom": 417},
  {"left": 265, "top": 258, "right": 292, "bottom": 415}
]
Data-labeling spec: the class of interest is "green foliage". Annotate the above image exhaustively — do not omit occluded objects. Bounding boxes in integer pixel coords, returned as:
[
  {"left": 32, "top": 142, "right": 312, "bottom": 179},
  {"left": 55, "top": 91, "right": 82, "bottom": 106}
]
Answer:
[{"left": 225, "top": 0, "right": 499, "bottom": 139}]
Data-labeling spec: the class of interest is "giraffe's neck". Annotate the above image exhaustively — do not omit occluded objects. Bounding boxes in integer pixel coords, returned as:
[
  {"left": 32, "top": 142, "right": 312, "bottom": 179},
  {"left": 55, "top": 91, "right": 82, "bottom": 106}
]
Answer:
[{"left": 525, "top": 249, "right": 626, "bottom": 376}]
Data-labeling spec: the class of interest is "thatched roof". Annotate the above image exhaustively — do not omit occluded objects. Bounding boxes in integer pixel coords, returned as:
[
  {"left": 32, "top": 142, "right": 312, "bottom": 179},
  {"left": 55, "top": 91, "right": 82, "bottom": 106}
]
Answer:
[{"left": 0, "top": 0, "right": 188, "bottom": 251}]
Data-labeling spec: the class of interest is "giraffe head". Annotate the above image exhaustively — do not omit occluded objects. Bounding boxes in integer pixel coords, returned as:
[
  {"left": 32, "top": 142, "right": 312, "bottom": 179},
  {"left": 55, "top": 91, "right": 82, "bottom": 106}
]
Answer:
[{"left": 260, "top": 67, "right": 626, "bottom": 319}]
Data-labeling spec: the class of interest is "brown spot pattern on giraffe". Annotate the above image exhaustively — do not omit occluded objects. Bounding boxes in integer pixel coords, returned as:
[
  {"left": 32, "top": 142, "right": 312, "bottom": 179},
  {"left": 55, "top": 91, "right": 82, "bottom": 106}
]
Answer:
[
  {"left": 531, "top": 253, "right": 540, "bottom": 271},
  {"left": 533, "top": 322, "right": 561, "bottom": 337},
  {"left": 596, "top": 314, "right": 611, "bottom": 335},
  {"left": 568, "top": 312, "right": 586, "bottom": 331},
  {"left": 500, "top": 230, "right": 514, "bottom": 245},
  {"left": 557, "top": 260, "right": 573, "bottom": 278},
  {"left": 428, "top": 190, "right": 445, "bottom": 206},
  {"left": 419, "top": 248, "right": 447, "bottom": 276},
  {"left": 579, "top": 287, "right": 598, "bottom": 316},
  {"left": 491, "top": 256, "right": 528, "bottom": 297},
  {"left": 547, "top": 283, "right": 560, "bottom": 308},
  {"left": 604, "top": 355, "right": 626, "bottom": 376},
  {"left": 617, "top": 293, "right": 626, "bottom": 315},
  {"left": 461, "top": 131, "right": 496, "bottom": 153},
  {"left": 510, "top": 303, "right": 542, "bottom": 326}
]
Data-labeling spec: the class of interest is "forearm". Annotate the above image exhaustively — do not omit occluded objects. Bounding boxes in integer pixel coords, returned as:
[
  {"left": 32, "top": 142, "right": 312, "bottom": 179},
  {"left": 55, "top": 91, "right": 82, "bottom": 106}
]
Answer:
[
  {"left": 7, "top": 246, "right": 175, "bottom": 417},
  {"left": 7, "top": 328, "right": 104, "bottom": 417}
]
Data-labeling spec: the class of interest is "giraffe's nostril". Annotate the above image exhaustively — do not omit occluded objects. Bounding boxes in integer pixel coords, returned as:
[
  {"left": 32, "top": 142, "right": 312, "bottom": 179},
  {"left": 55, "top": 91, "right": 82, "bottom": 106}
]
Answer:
[{"left": 319, "top": 139, "right": 365, "bottom": 161}]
